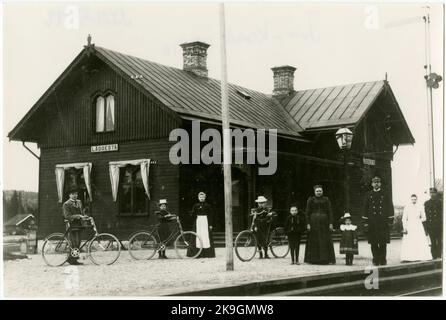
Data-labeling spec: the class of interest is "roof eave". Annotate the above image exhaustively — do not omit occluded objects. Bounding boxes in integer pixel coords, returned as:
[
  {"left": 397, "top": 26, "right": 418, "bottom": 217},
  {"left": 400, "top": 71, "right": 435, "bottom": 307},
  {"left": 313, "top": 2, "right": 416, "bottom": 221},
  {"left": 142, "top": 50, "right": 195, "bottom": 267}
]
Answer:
[
  {"left": 8, "top": 49, "right": 89, "bottom": 142},
  {"left": 178, "top": 112, "right": 312, "bottom": 143}
]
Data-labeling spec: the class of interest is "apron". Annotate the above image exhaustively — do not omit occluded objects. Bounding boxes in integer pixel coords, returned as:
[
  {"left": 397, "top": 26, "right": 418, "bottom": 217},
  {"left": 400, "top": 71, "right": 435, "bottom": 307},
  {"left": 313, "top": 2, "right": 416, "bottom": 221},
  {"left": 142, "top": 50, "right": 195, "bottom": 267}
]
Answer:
[{"left": 196, "top": 215, "right": 210, "bottom": 248}]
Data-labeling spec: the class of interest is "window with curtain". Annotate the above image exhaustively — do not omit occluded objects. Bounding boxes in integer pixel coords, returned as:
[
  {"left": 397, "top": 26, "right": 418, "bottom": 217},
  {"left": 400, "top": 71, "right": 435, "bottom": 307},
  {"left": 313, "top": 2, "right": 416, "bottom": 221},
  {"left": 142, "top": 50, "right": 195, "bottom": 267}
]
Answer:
[
  {"left": 119, "top": 165, "right": 148, "bottom": 215},
  {"left": 64, "top": 168, "right": 90, "bottom": 207},
  {"left": 95, "top": 94, "right": 115, "bottom": 132}
]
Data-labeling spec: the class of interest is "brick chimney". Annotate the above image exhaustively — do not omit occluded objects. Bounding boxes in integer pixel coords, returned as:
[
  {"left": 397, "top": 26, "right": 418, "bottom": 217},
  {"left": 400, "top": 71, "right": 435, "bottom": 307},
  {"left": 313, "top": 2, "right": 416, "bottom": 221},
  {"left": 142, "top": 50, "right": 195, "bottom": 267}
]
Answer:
[
  {"left": 180, "top": 41, "right": 210, "bottom": 77},
  {"left": 271, "top": 65, "right": 297, "bottom": 97}
]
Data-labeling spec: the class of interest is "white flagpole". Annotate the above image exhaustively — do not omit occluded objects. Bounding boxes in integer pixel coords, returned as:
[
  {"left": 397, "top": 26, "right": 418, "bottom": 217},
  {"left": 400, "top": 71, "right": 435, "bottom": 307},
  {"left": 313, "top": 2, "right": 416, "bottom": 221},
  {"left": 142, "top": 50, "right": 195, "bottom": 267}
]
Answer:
[
  {"left": 423, "top": 7, "right": 435, "bottom": 188},
  {"left": 219, "top": 2, "right": 234, "bottom": 271}
]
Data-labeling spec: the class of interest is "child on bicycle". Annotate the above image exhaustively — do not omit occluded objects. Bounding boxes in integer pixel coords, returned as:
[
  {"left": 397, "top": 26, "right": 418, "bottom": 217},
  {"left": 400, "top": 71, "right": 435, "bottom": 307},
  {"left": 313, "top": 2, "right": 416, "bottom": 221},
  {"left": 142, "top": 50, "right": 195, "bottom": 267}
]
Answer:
[
  {"left": 155, "top": 199, "right": 177, "bottom": 259},
  {"left": 251, "top": 196, "right": 276, "bottom": 259},
  {"left": 284, "top": 205, "right": 306, "bottom": 265}
]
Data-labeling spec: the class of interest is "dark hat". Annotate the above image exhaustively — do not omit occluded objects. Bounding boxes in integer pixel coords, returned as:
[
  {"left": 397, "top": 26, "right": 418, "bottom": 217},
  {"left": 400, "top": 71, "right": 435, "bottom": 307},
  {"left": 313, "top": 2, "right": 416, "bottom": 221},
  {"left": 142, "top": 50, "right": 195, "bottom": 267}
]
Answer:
[{"left": 430, "top": 187, "right": 438, "bottom": 193}]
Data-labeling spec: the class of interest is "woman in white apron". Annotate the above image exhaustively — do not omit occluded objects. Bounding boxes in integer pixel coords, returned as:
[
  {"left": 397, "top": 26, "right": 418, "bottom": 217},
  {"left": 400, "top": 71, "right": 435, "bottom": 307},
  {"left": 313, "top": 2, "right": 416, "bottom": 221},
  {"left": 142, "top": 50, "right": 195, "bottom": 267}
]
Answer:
[
  {"left": 190, "top": 192, "right": 215, "bottom": 258},
  {"left": 400, "top": 194, "right": 432, "bottom": 262}
]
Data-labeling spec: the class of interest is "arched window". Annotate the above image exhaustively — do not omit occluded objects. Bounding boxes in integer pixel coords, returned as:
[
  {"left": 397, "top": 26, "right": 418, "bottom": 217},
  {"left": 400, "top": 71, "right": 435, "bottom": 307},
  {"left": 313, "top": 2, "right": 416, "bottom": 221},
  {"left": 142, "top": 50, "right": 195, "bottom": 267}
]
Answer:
[{"left": 95, "top": 94, "right": 115, "bottom": 132}]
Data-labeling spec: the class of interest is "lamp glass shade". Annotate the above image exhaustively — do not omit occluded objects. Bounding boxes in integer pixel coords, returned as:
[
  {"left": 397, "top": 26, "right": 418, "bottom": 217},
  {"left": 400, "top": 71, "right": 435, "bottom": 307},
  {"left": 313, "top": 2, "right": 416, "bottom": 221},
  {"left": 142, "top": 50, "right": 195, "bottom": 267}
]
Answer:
[{"left": 335, "top": 128, "right": 354, "bottom": 150}]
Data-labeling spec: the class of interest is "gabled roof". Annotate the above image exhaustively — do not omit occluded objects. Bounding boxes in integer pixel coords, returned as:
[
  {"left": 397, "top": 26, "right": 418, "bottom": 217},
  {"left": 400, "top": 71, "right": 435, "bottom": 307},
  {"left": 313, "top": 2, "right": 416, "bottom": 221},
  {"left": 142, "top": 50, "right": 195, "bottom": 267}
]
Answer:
[
  {"left": 4, "top": 214, "right": 35, "bottom": 227},
  {"left": 94, "top": 46, "right": 304, "bottom": 139},
  {"left": 283, "top": 81, "right": 385, "bottom": 130},
  {"left": 281, "top": 80, "right": 414, "bottom": 143},
  {"left": 8, "top": 44, "right": 415, "bottom": 145}
]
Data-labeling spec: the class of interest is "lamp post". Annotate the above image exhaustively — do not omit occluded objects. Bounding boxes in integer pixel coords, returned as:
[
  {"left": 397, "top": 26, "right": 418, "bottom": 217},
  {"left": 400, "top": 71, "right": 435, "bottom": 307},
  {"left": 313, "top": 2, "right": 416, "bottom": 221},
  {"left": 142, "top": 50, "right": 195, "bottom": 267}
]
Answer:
[{"left": 335, "top": 128, "right": 354, "bottom": 213}]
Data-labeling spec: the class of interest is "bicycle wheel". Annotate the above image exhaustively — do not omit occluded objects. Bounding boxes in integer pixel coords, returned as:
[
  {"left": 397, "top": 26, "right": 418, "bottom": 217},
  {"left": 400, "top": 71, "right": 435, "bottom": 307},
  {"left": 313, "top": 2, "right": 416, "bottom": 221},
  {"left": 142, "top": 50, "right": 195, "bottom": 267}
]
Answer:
[
  {"left": 87, "top": 233, "right": 121, "bottom": 265},
  {"left": 128, "top": 231, "right": 158, "bottom": 260},
  {"left": 42, "top": 233, "right": 71, "bottom": 267},
  {"left": 269, "top": 227, "right": 289, "bottom": 258},
  {"left": 235, "top": 230, "right": 257, "bottom": 262},
  {"left": 174, "top": 231, "right": 202, "bottom": 259}
]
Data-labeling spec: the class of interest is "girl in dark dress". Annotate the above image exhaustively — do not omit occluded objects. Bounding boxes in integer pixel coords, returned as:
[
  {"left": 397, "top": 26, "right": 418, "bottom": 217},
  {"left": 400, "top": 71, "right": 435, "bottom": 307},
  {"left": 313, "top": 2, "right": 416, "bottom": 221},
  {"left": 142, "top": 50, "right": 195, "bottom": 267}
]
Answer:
[
  {"left": 189, "top": 192, "right": 215, "bottom": 258},
  {"left": 339, "top": 213, "right": 358, "bottom": 265},
  {"left": 304, "top": 185, "right": 336, "bottom": 265}
]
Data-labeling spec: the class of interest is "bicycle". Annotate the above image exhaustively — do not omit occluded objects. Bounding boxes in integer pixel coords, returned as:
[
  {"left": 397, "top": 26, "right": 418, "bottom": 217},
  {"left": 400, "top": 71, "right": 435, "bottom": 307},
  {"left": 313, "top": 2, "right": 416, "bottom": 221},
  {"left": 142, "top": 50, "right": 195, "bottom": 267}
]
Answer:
[
  {"left": 127, "top": 215, "right": 203, "bottom": 260},
  {"left": 42, "top": 216, "right": 121, "bottom": 266},
  {"left": 234, "top": 210, "right": 289, "bottom": 262}
]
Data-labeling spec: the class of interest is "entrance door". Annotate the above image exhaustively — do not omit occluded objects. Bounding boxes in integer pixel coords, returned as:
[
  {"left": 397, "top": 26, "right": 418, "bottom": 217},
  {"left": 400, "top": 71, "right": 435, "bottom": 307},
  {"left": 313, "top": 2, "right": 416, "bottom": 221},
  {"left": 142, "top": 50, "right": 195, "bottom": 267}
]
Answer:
[{"left": 180, "top": 165, "right": 248, "bottom": 232}]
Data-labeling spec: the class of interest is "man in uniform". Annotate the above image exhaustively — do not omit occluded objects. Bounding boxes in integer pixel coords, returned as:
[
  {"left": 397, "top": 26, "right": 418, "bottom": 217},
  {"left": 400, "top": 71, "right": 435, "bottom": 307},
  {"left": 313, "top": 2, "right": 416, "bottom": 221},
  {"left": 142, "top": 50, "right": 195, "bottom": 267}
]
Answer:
[
  {"left": 424, "top": 188, "right": 443, "bottom": 259},
  {"left": 63, "top": 188, "right": 87, "bottom": 265},
  {"left": 362, "top": 176, "right": 394, "bottom": 266}
]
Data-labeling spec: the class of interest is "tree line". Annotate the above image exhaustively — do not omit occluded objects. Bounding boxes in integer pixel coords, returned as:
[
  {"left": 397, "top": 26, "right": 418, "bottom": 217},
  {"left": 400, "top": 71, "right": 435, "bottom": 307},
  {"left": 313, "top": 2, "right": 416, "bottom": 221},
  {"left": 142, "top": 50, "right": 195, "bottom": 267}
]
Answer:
[{"left": 3, "top": 190, "right": 38, "bottom": 221}]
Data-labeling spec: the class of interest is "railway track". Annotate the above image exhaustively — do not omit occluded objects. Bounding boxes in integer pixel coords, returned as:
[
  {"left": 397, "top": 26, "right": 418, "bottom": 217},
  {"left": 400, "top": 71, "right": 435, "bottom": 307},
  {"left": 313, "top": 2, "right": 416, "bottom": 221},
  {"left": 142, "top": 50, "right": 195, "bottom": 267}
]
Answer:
[
  {"left": 172, "top": 260, "right": 442, "bottom": 296},
  {"left": 398, "top": 286, "right": 442, "bottom": 297}
]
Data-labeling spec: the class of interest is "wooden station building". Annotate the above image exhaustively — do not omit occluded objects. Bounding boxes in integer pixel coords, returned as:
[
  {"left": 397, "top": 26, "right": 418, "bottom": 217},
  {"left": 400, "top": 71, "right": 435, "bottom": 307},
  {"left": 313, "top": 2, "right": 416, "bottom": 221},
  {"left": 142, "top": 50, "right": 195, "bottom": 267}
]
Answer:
[{"left": 8, "top": 40, "right": 415, "bottom": 239}]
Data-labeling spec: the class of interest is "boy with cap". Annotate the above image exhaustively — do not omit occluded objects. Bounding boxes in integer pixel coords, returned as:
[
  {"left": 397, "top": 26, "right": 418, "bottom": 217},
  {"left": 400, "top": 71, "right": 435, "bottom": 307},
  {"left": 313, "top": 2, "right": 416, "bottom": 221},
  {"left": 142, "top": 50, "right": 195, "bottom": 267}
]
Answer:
[
  {"left": 251, "top": 196, "right": 276, "bottom": 259},
  {"left": 362, "top": 176, "right": 394, "bottom": 266},
  {"left": 284, "top": 205, "right": 305, "bottom": 264},
  {"left": 424, "top": 188, "right": 443, "bottom": 259},
  {"left": 62, "top": 187, "right": 86, "bottom": 265},
  {"left": 155, "top": 199, "right": 177, "bottom": 259}
]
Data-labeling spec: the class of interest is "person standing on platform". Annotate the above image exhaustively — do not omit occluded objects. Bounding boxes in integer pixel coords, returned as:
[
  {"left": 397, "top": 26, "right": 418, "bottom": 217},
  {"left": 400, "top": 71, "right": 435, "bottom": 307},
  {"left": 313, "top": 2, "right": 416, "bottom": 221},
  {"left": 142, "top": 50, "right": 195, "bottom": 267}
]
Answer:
[
  {"left": 339, "top": 213, "right": 358, "bottom": 265},
  {"left": 362, "top": 176, "right": 394, "bottom": 266},
  {"left": 304, "top": 185, "right": 336, "bottom": 265},
  {"left": 155, "top": 199, "right": 177, "bottom": 259},
  {"left": 251, "top": 196, "right": 276, "bottom": 259},
  {"left": 62, "top": 188, "right": 86, "bottom": 265},
  {"left": 190, "top": 192, "right": 215, "bottom": 258},
  {"left": 424, "top": 188, "right": 443, "bottom": 259},
  {"left": 400, "top": 194, "right": 432, "bottom": 262},
  {"left": 284, "top": 205, "right": 305, "bottom": 265}
]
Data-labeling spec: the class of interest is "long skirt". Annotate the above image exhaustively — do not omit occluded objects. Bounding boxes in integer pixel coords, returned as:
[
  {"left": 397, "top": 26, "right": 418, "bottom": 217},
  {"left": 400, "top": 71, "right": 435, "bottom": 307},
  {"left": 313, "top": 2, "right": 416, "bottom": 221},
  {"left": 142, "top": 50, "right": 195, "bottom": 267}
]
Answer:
[
  {"left": 187, "top": 216, "right": 215, "bottom": 258},
  {"left": 304, "top": 213, "right": 336, "bottom": 264},
  {"left": 254, "top": 219, "right": 269, "bottom": 248},
  {"left": 400, "top": 217, "right": 432, "bottom": 261},
  {"left": 158, "top": 221, "right": 177, "bottom": 246}
]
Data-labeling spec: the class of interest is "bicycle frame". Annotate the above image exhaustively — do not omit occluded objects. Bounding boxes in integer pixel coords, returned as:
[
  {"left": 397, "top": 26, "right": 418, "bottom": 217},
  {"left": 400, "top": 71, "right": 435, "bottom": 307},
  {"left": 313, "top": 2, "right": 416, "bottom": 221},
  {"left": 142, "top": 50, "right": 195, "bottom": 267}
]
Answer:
[
  {"left": 146, "top": 216, "right": 188, "bottom": 249},
  {"left": 250, "top": 210, "right": 275, "bottom": 246},
  {"left": 62, "top": 217, "right": 100, "bottom": 252}
]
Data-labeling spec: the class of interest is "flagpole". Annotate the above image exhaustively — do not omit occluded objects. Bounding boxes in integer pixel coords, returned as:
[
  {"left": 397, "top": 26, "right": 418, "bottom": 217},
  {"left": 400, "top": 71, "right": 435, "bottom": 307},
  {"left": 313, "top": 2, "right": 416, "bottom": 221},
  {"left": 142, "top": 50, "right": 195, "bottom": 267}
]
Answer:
[
  {"left": 423, "top": 8, "right": 436, "bottom": 188},
  {"left": 219, "top": 2, "right": 234, "bottom": 271}
]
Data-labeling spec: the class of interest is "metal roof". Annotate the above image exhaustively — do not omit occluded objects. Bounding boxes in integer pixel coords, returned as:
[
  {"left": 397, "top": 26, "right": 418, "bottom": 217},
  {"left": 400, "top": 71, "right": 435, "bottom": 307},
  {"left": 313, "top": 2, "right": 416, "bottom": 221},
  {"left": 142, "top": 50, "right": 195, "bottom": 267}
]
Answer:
[
  {"left": 95, "top": 46, "right": 304, "bottom": 138},
  {"left": 4, "top": 214, "right": 35, "bottom": 227},
  {"left": 8, "top": 45, "right": 414, "bottom": 145},
  {"left": 283, "top": 80, "right": 386, "bottom": 130}
]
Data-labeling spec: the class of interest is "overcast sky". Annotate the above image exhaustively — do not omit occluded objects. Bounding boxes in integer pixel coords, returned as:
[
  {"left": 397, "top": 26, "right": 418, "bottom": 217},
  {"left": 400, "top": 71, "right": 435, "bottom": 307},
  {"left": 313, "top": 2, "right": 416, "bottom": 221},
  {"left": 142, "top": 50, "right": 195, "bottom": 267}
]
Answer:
[{"left": 2, "top": 1, "right": 444, "bottom": 205}]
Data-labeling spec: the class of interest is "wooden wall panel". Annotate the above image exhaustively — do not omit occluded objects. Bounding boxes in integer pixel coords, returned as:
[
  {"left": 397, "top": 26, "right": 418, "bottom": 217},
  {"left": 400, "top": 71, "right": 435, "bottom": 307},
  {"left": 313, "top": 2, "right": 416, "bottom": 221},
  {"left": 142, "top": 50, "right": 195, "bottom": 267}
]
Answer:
[
  {"left": 38, "top": 139, "right": 179, "bottom": 239},
  {"left": 39, "top": 60, "right": 180, "bottom": 149}
]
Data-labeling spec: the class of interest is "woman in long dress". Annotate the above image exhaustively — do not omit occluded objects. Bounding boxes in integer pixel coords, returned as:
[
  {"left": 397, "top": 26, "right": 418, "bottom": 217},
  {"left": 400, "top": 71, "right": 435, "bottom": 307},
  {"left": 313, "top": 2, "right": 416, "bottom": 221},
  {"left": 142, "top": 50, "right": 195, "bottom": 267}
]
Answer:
[
  {"left": 304, "top": 185, "right": 336, "bottom": 264},
  {"left": 400, "top": 194, "right": 432, "bottom": 262},
  {"left": 189, "top": 192, "right": 215, "bottom": 258}
]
